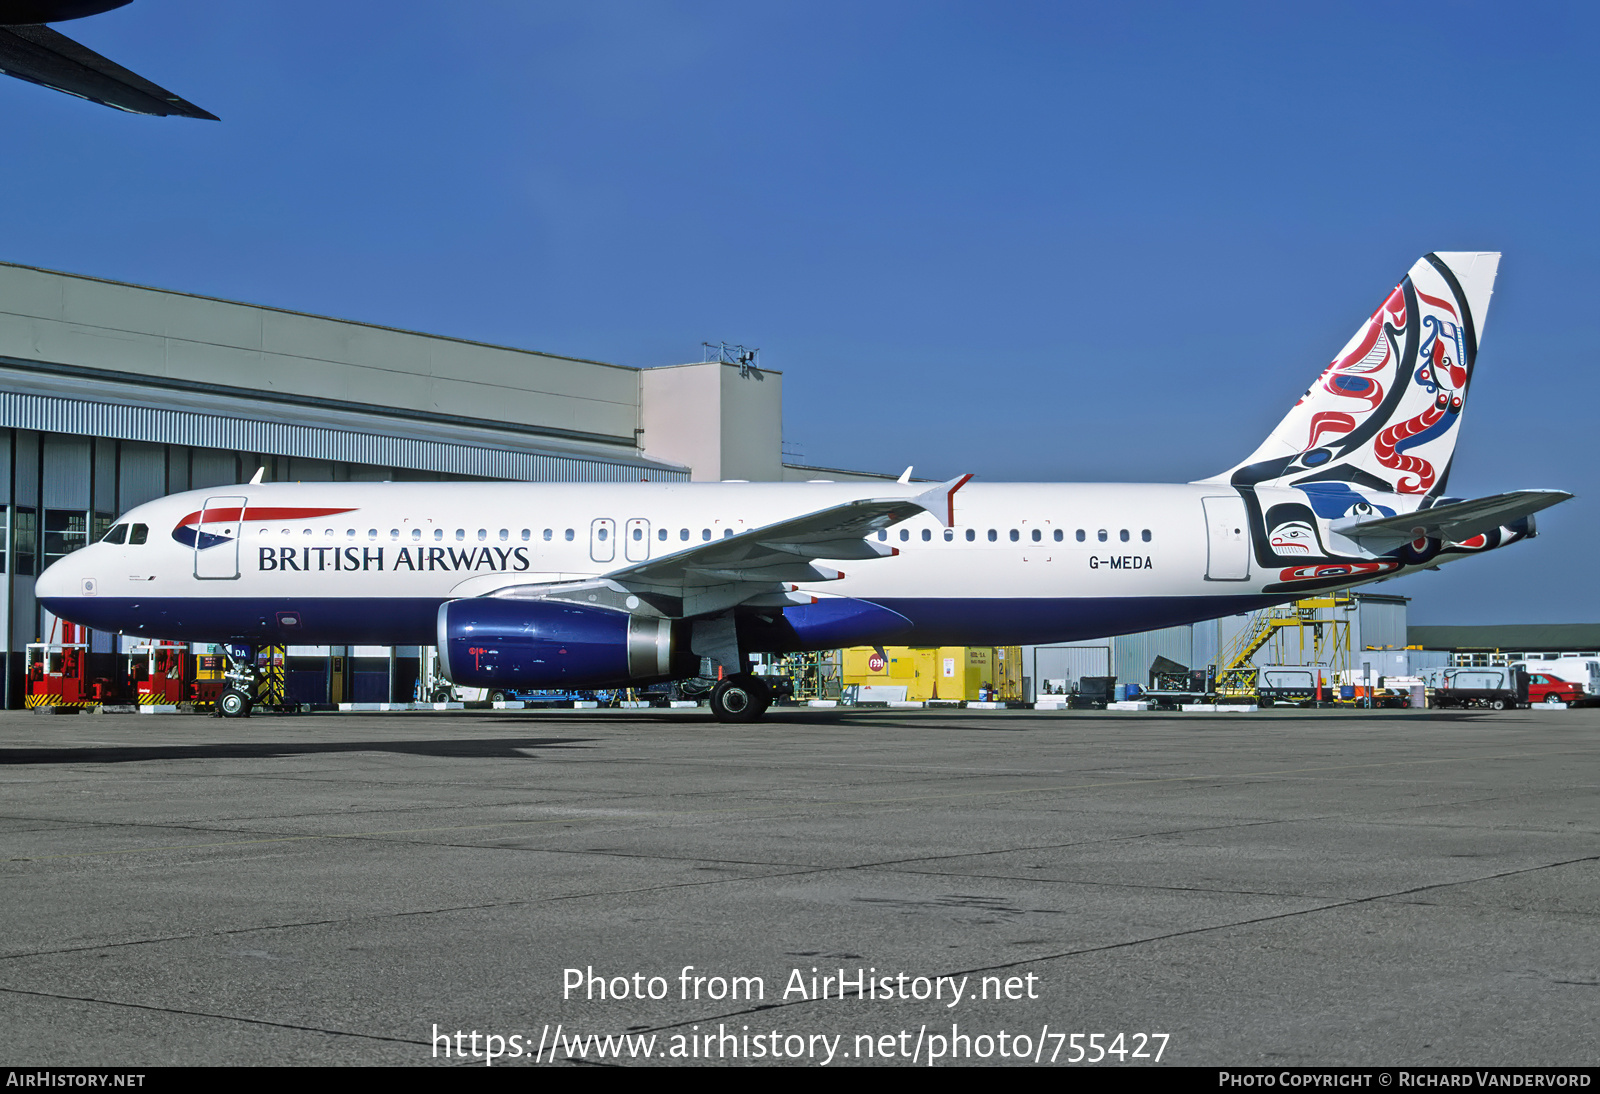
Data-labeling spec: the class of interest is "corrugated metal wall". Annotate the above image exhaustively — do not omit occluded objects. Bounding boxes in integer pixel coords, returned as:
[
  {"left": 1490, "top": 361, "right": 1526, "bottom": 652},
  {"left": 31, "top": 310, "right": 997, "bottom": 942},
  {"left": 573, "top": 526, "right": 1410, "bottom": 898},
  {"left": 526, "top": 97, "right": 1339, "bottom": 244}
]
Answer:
[
  {"left": 1113, "top": 625, "right": 1195, "bottom": 686},
  {"left": 42, "top": 438, "right": 90, "bottom": 509},
  {"left": 1357, "top": 598, "right": 1408, "bottom": 652},
  {"left": 118, "top": 442, "right": 167, "bottom": 511},
  {"left": 0, "top": 391, "right": 686, "bottom": 484},
  {"left": 1032, "top": 645, "right": 1110, "bottom": 693}
]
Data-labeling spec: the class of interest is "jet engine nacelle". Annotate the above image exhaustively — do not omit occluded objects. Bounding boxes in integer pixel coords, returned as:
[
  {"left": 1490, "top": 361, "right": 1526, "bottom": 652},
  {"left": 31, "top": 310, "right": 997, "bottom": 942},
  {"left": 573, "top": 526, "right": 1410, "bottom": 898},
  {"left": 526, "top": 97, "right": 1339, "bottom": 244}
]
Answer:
[{"left": 437, "top": 599, "right": 676, "bottom": 690}]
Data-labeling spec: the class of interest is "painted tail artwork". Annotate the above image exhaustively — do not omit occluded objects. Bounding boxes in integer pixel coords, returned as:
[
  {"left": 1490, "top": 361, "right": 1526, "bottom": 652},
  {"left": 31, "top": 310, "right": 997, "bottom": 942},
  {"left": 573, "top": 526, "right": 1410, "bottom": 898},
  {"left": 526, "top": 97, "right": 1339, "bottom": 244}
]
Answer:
[
  {"left": 1198, "top": 252, "right": 1571, "bottom": 596},
  {"left": 1213, "top": 251, "right": 1500, "bottom": 497}
]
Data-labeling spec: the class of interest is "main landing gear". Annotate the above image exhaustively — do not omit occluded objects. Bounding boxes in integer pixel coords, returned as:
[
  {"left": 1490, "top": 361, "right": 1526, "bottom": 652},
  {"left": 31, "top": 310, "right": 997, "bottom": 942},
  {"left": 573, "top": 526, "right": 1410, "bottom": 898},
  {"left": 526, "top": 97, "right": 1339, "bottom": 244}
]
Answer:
[
  {"left": 708, "top": 673, "right": 772, "bottom": 723},
  {"left": 217, "top": 644, "right": 259, "bottom": 719}
]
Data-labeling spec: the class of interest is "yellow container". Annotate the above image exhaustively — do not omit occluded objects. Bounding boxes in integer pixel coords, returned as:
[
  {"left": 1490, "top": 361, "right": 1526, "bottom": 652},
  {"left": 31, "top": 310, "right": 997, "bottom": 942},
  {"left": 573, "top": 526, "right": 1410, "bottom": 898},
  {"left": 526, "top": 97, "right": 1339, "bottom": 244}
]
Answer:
[
  {"left": 993, "top": 645, "right": 1023, "bottom": 701},
  {"left": 843, "top": 646, "right": 995, "bottom": 701}
]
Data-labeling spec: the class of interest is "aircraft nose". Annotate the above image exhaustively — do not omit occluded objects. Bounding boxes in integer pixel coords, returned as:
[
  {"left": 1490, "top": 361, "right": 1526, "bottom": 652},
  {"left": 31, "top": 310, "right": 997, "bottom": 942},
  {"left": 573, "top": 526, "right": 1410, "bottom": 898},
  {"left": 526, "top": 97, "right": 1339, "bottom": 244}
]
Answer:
[{"left": 36, "top": 554, "right": 83, "bottom": 601}]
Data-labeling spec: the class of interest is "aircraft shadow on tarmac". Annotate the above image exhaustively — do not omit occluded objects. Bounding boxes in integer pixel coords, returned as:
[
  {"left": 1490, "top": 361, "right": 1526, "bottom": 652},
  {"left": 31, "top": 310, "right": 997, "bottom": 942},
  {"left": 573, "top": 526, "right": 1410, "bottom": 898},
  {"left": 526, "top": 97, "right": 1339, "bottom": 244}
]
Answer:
[{"left": 0, "top": 736, "right": 597, "bottom": 765}]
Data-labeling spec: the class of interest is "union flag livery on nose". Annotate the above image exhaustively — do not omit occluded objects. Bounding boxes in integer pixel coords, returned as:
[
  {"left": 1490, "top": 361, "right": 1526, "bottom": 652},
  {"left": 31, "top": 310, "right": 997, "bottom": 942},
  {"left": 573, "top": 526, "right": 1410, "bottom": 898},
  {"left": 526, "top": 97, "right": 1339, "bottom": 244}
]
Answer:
[{"left": 171, "top": 506, "right": 358, "bottom": 550}]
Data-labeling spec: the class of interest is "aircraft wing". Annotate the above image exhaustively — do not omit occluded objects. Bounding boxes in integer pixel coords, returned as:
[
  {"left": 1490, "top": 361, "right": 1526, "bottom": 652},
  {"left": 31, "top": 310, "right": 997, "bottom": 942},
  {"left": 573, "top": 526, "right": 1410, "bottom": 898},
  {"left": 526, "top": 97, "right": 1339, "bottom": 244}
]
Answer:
[
  {"left": 1330, "top": 489, "right": 1573, "bottom": 552},
  {"left": 487, "top": 474, "right": 972, "bottom": 617},
  {"left": 0, "top": 22, "right": 217, "bottom": 118}
]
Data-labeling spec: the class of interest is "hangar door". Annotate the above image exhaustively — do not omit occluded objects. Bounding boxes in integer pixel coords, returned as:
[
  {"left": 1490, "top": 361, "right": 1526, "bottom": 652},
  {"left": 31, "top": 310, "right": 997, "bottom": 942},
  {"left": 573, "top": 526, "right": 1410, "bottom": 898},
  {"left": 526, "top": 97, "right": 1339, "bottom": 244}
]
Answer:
[{"left": 1201, "top": 495, "right": 1250, "bottom": 581}]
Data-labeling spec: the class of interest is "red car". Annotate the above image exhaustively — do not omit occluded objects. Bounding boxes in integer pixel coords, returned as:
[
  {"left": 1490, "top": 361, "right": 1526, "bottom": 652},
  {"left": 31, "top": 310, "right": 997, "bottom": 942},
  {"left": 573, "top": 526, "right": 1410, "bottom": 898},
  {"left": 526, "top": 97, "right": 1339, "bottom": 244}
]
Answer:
[{"left": 1528, "top": 673, "right": 1585, "bottom": 705}]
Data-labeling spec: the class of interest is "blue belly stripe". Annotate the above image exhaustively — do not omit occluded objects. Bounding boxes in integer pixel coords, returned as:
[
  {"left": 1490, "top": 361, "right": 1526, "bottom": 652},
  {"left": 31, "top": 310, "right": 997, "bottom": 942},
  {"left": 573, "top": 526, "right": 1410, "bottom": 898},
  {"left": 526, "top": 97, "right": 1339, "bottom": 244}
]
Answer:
[{"left": 42, "top": 593, "right": 1287, "bottom": 649}]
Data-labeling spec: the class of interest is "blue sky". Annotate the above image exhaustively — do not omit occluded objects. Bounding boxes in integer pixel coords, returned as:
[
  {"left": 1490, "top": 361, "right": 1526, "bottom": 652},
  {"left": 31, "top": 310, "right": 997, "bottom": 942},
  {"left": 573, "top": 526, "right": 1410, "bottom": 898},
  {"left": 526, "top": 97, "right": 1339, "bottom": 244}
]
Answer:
[{"left": 3, "top": 1, "right": 1595, "bottom": 624}]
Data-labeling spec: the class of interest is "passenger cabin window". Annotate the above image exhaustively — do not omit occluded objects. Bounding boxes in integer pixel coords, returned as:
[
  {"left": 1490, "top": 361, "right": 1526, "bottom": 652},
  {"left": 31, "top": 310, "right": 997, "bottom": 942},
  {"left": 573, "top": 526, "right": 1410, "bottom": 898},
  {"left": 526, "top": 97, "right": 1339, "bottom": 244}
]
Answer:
[
  {"left": 878, "top": 531, "right": 887, "bottom": 541},
  {"left": 922, "top": 528, "right": 931, "bottom": 542},
  {"left": 701, "top": 529, "right": 711, "bottom": 541},
  {"left": 1142, "top": 529, "right": 1152, "bottom": 542},
  {"left": 369, "top": 529, "right": 379, "bottom": 540},
  {"left": 966, "top": 529, "right": 975, "bottom": 542},
  {"left": 944, "top": 529, "right": 953, "bottom": 542},
  {"left": 564, "top": 529, "right": 575, "bottom": 541},
  {"left": 596, "top": 527, "right": 608, "bottom": 541},
  {"left": 103, "top": 524, "right": 128, "bottom": 544},
  {"left": 477, "top": 529, "right": 488, "bottom": 541},
  {"left": 1009, "top": 529, "right": 1019, "bottom": 542},
  {"left": 455, "top": 529, "right": 465, "bottom": 541},
  {"left": 680, "top": 528, "right": 689, "bottom": 541},
  {"left": 988, "top": 529, "right": 997, "bottom": 542},
  {"left": 632, "top": 527, "right": 643, "bottom": 541},
  {"left": 658, "top": 528, "right": 667, "bottom": 541},
  {"left": 499, "top": 529, "right": 509, "bottom": 541},
  {"left": 1120, "top": 529, "right": 1130, "bottom": 542},
  {"left": 1076, "top": 529, "right": 1085, "bottom": 542},
  {"left": 1053, "top": 529, "right": 1063, "bottom": 542},
  {"left": 900, "top": 529, "right": 910, "bottom": 542},
  {"left": 521, "top": 529, "right": 531, "bottom": 541},
  {"left": 543, "top": 529, "right": 553, "bottom": 541},
  {"left": 1097, "top": 529, "right": 1108, "bottom": 542},
  {"left": 723, "top": 529, "right": 733, "bottom": 538},
  {"left": 1031, "top": 529, "right": 1041, "bottom": 542}
]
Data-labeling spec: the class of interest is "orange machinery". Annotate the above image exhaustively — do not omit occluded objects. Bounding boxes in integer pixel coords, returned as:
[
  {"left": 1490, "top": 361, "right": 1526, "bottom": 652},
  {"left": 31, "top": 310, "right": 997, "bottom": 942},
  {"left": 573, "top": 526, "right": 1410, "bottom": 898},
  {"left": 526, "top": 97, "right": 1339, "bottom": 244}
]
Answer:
[
  {"left": 25, "top": 620, "right": 118, "bottom": 708},
  {"left": 128, "top": 641, "right": 226, "bottom": 708},
  {"left": 27, "top": 626, "right": 227, "bottom": 710}
]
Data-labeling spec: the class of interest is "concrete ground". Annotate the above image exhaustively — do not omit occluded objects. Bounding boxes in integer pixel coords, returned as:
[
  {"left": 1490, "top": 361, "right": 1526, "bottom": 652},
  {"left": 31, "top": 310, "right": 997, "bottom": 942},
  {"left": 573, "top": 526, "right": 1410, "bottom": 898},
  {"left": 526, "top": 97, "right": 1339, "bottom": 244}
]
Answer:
[{"left": 0, "top": 704, "right": 1595, "bottom": 1067}]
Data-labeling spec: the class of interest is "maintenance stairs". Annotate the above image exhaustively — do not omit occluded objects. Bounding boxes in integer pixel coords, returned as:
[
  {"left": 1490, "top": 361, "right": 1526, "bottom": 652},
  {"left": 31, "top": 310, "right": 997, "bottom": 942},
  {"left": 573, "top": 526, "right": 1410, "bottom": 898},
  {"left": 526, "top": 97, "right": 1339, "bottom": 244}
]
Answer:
[{"left": 1214, "top": 595, "right": 1352, "bottom": 698}]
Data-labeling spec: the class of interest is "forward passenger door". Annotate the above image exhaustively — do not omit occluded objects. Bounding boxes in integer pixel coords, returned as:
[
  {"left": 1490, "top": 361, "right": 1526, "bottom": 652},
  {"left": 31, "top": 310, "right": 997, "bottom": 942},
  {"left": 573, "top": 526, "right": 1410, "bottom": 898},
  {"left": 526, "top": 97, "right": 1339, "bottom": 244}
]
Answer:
[{"left": 194, "top": 495, "right": 247, "bottom": 580}]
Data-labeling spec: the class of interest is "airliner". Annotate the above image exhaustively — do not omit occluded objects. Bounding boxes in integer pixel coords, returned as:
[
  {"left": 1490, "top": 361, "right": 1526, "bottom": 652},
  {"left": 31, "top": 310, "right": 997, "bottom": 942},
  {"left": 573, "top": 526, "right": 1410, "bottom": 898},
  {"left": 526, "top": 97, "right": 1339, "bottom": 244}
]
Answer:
[{"left": 36, "top": 252, "right": 1571, "bottom": 720}]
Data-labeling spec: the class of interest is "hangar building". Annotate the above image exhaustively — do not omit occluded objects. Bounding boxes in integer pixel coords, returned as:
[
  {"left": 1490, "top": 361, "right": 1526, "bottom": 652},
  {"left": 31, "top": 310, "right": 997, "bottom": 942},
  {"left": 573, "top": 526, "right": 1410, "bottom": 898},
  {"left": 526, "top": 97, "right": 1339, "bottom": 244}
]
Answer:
[{"left": 0, "top": 261, "right": 889, "bottom": 707}]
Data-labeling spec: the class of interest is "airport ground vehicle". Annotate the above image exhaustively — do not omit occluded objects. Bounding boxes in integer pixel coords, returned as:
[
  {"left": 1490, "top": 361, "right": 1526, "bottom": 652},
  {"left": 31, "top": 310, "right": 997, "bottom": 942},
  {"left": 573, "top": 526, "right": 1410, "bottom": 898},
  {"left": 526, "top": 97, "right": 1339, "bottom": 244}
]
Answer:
[{"left": 1424, "top": 666, "right": 1530, "bottom": 710}]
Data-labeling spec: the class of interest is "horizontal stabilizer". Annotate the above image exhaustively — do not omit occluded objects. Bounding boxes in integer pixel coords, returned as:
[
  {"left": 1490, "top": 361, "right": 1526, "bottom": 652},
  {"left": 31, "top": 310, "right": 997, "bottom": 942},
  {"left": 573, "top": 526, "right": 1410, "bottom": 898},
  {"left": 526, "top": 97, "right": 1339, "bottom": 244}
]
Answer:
[{"left": 1331, "top": 489, "right": 1572, "bottom": 552}]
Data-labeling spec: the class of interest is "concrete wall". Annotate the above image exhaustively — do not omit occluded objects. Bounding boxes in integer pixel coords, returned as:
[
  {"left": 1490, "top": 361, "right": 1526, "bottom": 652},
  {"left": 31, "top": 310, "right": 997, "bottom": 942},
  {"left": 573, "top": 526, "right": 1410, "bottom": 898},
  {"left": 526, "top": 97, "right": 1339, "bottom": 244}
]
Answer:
[
  {"left": 0, "top": 263, "right": 641, "bottom": 445},
  {"left": 638, "top": 361, "right": 783, "bottom": 481}
]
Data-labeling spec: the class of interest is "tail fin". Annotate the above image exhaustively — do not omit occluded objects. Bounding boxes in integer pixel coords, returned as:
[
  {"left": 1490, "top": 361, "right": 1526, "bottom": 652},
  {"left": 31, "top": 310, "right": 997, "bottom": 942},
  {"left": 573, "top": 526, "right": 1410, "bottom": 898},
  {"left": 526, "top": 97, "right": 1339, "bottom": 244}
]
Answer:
[{"left": 1202, "top": 252, "right": 1499, "bottom": 497}]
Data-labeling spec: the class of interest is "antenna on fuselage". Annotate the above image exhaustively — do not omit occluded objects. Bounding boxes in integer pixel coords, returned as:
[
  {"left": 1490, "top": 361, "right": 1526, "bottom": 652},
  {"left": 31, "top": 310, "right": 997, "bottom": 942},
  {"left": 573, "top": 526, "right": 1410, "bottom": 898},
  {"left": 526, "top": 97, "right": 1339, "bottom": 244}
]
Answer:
[{"left": 249, "top": 467, "right": 265, "bottom": 485}]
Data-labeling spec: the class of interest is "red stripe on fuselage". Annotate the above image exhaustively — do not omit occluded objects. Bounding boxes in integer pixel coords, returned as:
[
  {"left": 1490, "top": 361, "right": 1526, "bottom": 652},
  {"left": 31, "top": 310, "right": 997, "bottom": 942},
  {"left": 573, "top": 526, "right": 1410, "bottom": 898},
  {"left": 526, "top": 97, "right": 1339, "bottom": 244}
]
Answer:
[{"left": 176, "top": 506, "right": 358, "bottom": 528}]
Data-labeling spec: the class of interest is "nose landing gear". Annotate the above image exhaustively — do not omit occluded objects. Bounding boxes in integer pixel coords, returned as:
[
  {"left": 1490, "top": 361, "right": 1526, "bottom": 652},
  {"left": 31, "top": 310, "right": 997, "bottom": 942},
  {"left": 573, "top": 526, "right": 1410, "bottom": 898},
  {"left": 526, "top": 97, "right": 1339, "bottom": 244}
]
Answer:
[{"left": 217, "top": 644, "right": 259, "bottom": 718}]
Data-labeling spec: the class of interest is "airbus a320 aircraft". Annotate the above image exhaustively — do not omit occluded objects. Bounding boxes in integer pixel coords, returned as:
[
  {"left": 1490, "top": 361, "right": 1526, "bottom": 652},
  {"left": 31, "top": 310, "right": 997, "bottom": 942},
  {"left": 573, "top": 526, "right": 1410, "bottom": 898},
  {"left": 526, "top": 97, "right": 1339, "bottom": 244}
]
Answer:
[{"left": 36, "top": 252, "right": 1571, "bottom": 721}]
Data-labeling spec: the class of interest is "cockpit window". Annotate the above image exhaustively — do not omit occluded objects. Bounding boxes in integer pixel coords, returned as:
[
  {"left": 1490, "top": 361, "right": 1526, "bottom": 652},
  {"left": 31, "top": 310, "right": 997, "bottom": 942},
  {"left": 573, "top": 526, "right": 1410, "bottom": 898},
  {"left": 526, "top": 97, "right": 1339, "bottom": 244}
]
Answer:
[
  {"left": 128, "top": 524, "right": 149, "bottom": 545},
  {"left": 102, "top": 524, "right": 128, "bottom": 545}
]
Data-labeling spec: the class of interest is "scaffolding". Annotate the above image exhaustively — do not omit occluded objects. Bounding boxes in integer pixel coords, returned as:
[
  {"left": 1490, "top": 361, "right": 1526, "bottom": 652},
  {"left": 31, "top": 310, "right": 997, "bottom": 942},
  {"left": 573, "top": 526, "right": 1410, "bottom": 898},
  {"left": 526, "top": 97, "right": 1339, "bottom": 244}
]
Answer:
[
  {"left": 1214, "top": 595, "right": 1354, "bottom": 700},
  {"left": 770, "top": 650, "right": 842, "bottom": 701}
]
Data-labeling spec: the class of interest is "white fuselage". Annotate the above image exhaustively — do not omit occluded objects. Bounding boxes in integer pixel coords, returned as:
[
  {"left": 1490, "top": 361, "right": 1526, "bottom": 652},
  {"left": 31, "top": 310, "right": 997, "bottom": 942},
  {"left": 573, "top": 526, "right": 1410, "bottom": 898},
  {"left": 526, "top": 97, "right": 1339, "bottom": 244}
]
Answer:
[{"left": 36, "top": 478, "right": 1454, "bottom": 652}]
